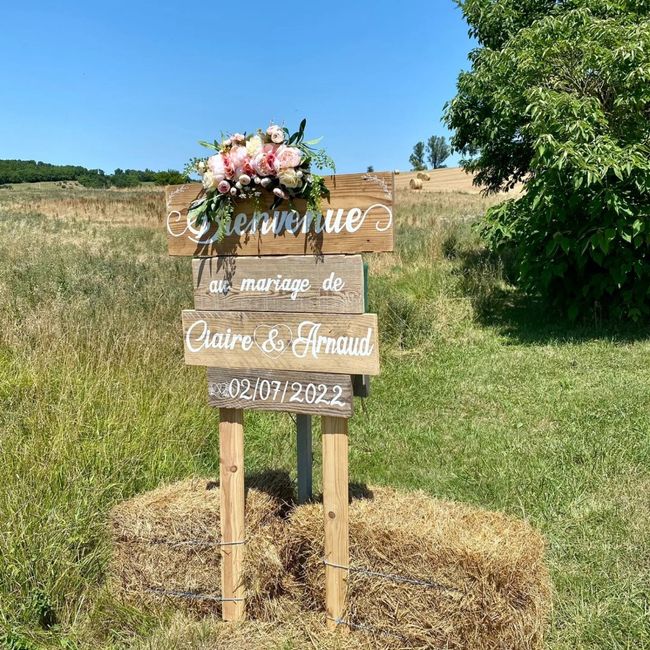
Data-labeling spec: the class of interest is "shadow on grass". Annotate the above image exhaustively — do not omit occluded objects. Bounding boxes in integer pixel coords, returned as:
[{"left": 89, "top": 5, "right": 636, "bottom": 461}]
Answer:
[{"left": 456, "top": 248, "right": 650, "bottom": 345}]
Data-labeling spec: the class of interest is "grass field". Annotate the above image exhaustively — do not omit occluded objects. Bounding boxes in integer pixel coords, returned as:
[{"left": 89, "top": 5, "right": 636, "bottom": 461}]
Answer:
[{"left": 0, "top": 183, "right": 648, "bottom": 649}]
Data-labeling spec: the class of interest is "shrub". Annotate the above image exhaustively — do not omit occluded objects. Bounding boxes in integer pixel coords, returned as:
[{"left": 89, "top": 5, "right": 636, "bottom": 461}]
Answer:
[{"left": 446, "top": 2, "right": 650, "bottom": 320}]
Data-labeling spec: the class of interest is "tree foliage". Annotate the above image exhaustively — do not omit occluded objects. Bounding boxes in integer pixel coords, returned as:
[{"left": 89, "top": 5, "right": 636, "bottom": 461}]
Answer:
[
  {"left": 0, "top": 160, "right": 188, "bottom": 188},
  {"left": 445, "top": 0, "right": 650, "bottom": 320},
  {"left": 426, "top": 136, "right": 451, "bottom": 169},
  {"left": 409, "top": 142, "right": 427, "bottom": 171}
]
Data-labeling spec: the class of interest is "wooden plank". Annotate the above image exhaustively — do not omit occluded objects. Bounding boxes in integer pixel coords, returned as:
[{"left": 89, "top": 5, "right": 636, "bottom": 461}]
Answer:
[
  {"left": 207, "top": 368, "right": 353, "bottom": 417},
  {"left": 219, "top": 408, "right": 245, "bottom": 621},
  {"left": 165, "top": 172, "right": 394, "bottom": 257},
  {"left": 183, "top": 310, "right": 380, "bottom": 375},
  {"left": 322, "top": 415, "right": 349, "bottom": 630},
  {"left": 193, "top": 255, "right": 364, "bottom": 314},
  {"left": 296, "top": 414, "right": 313, "bottom": 504}
]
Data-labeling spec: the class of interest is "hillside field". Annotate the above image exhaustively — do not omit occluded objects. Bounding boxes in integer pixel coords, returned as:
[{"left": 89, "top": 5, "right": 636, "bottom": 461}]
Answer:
[{"left": 0, "top": 182, "right": 648, "bottom": 649}]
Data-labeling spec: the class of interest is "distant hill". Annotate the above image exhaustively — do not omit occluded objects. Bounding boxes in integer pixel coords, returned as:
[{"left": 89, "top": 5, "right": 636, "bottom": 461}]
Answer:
[{"left": 0, "top": 159, "right": 187, "bottom": 188}]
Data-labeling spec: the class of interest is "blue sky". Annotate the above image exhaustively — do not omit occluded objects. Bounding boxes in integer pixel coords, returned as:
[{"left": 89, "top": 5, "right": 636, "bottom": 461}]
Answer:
[{"left": 0, "top": 1, "right": 474, "bottom": 174}]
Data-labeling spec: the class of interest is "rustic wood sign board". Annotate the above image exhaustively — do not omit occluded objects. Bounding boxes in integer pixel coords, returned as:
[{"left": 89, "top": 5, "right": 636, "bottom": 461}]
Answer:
[
  {"left": 193, "top": 254, "right": 364, "bottom": 313},
  {"left": 183, "top": 310, "right": 380, "bottom": 375},
  {"left": 207, "top": 368, "right": 353, "bottom": 417},
  {"left": 166, "top": 172, "right": 394, "bottom": 257}
]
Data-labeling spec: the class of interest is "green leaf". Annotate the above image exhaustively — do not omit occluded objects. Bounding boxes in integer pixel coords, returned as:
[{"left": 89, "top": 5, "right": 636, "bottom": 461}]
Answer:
[{"left": 198, "top": 140, "right": 220, "bottom": 151}]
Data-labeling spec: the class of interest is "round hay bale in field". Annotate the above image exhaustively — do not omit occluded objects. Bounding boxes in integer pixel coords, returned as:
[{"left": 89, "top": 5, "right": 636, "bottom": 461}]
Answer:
[
  {"left": 285, "top": 486, "right": 551, "bottom": 649},
  {"left": 409, "top": 178, "right": 423, "bottom": 190},
  {"left": 108, "top": 475, "right": 292, "bottom": 620},
  {"left": 417, "top": 171, "right": 431, "bottom": 181}
]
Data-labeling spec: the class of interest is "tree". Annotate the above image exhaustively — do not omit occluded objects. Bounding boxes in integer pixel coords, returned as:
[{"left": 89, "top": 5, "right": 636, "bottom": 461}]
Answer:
[
  {"left": 367, "top": 165, "right": 374, "bottom": 173},
  {"left": 426, "top": 136, "right": 450, "bottom": 169},
  {"left": 445, "top": 1, "right": 650, "bottom": 320},
  {"left": 409, "top": 142, "right": 426, "bottom": 171}
]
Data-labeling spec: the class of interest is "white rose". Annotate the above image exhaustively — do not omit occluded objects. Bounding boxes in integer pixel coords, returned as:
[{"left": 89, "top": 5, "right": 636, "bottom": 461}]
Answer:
[
  {"left": 246, "top": 135, "right": 263, "bottom": 157},
  {"left": 201, "top": 170, "right": 218, "bottom": 190},
  {"left": 239, "top": 174, "right": 251, "bottom": 185},
  {"left": 279, "top": 168, "right": 301, "bottom": 189},
  {"left": 270, "top": 128, "right": 285, "bottom": 144}
]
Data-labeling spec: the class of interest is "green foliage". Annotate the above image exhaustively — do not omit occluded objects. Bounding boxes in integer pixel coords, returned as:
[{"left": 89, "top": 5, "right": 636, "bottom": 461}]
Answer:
[
  {"left": 446, "top": 1, "right": 650, "bottom": 319},
  {"left": 409, "top": 141, "right": 426, "bottom": 171},
  {"left": 426, "top": 135, "right": 451, "bottom": 169},
  {"left": 0, "top": 160, "right": 188, "bottom": 189}
]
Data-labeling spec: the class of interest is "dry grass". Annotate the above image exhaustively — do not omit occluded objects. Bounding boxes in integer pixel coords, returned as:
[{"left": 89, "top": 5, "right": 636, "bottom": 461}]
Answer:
[
  {"left": 130, "top": 601, "right": 364, "bottom": 650},
  {"left": 287, "top": 487, "right": 551, "bottom": 649},
  {"left": 107, "top": 480, "right": 550, "bottom": 649},
  {"left": 394, "top": 167, "right": 523, "bottom": 195},
  {"left": 0, "top": 183, "right": 164, "bottom": 225},
  {"left": 109, "top": 477, "right": 292, "bottom": 620},
  {"left": 1, "top": 183, "right": 647, "bottom": 649}
]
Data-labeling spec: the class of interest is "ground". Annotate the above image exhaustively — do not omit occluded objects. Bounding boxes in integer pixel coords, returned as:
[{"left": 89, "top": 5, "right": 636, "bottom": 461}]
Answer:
[{"left": 0, "top": 180, "right": 647, "bottom": 649}]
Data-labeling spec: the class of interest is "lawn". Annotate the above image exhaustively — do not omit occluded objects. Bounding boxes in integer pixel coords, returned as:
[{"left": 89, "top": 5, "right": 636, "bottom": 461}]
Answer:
[{"left": 0, "top": 184, "right": 647, "bottom": 649}]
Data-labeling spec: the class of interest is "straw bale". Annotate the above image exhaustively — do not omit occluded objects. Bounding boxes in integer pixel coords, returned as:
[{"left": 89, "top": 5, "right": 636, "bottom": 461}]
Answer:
[
  {"left": 108, "top": 476, "right": 291, "bottom": 619},
  {"left": 286, "top": 486, "right": 551, "bottom": 649}
]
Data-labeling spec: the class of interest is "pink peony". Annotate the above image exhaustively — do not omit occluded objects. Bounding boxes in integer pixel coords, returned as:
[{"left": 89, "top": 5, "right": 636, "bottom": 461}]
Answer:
[
  {"left": 207, "top": 154, "right": 226, "bottom": 180},
  {"left": 223, "top": 155, "right": 235, "bottom": 179},
  {"left": 253, "top": 149, "right": 280, "bottom": 177},
  {"left": 276, "top": 145, "right": 302, "bottom": 169},
  {"left": 229, "top": 145, "right": 249, "bottom": 169},
  {"left": 217, "top": 180, "right": 230, "bottom": 194}
]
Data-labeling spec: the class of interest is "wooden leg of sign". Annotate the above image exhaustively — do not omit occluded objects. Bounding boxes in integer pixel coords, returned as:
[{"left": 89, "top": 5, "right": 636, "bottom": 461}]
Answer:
[
  {"left": 321, "top": 415, "right": 349, "bottom": 631},
  {"left": 296, "top": 414, "right": 313, "bottom": 504},
  {"left": 219, "top": 408, "right": 245, "bottom": 621}
]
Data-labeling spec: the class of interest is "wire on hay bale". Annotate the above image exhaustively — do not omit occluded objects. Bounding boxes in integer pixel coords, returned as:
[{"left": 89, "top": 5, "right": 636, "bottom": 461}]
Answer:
[
  {"left": 108, "top": 475, "right": 292, "bottom": 620},
  {"left": 409, "top": 178, "right": 423, "bottom": 190},
  {"left": 285, "top": 486, "right": 551, "bottom": 649},
  {"left": 416, "top": 171, "right": 431, "bottom": 181}
]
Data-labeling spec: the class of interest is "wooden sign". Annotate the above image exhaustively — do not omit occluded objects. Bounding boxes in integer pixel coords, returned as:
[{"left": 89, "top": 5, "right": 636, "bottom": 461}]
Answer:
[
  {"left": 193, "top": 255, "right": 364, "bottom": 313},
  {"left": 166, "top": 172, "right": 394, "bottom": 257},
  {"left": 207, "top": 368, "right": 353, "bottom": 417},
  {"left": 183, "top": 310, "right": 380, "bottom": 375}
]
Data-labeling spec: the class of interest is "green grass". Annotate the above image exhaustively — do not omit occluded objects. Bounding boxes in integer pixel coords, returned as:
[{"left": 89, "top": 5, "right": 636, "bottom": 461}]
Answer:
[{"left": 0, "top": 189, "right": 648, "bottom": 648}]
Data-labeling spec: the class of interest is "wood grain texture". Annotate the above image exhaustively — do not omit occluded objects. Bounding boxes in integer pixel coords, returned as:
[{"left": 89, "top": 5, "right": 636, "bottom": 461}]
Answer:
[
  {"left": 193, "top": 255, "right": 364, "bottom": 313},
  {"left": 183, "top": 310, "right": 380, "bottom": 375},
  {"left": 219, "top": 408, "right": 245, "bottom": 621},
  {"left": 165, "top": 172, "right": 394, "bottom": 257},
  {"left": 322, "top": 416, "right": 349, "bottom": 630},
  {"left": 207, "top": 368, "right": 353, "bottom": 417}
]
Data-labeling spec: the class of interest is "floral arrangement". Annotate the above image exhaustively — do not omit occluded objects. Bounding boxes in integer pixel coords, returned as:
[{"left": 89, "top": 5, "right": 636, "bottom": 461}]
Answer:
[{"left": 186, "top": 119, "right": 335, "bottom": 234}]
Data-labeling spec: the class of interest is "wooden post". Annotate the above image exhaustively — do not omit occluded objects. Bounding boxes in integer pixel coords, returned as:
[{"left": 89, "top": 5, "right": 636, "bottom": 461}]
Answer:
[
  {"left": 219, "top": 408, "right": 245, "bottom": 621},
  {"left": 322, "top": 415, "right": 349, "bottom": 630},
  {"left": 296, "top": 414, "right": 313, "bottom": 504}
]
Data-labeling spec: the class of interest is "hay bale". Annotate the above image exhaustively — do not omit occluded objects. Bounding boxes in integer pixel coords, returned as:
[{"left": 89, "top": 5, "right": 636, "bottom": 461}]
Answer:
[
  {"left": 417, "top": 171, "right": 431, "bottom": 181},
  {"left": 409, "top": 178, "right": 423, "bottom": 190},
  {"left": 286, "top": 486, "right": 551, "bottom": 649},
  {"left": 109, "top": 476, "right": 291, "bottom": 619},
  {"left": 134, "top": 599, "right": 374, "bottom": 650}
]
